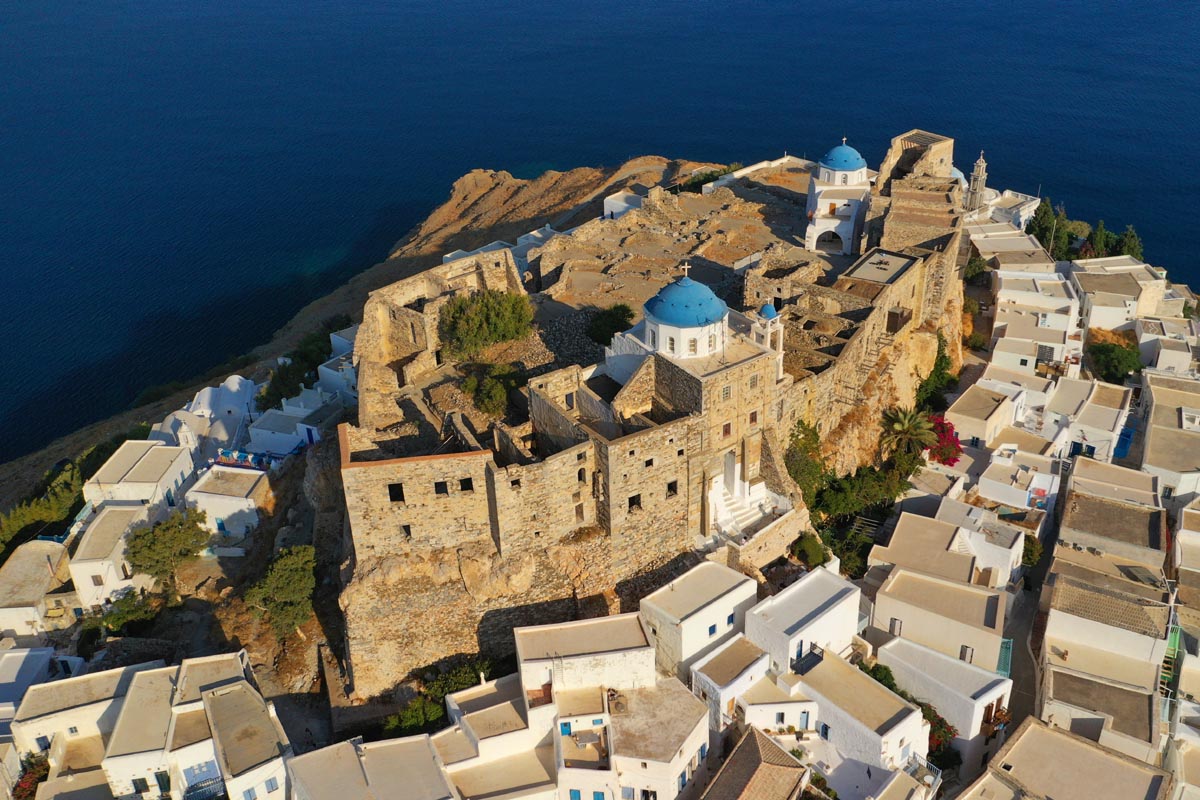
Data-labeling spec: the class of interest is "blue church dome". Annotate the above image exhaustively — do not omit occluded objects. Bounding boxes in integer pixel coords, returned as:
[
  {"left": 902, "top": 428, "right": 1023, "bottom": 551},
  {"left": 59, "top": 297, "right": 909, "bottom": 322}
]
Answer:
[
  {"left": 818, "top": 142, "right": 867, "bottom": 172},
  {"left": 759, "top": 303, "right": 778, "bottom": 320},
  {"left": 644, "top": 276, "right": 728, "bottom": 328}
]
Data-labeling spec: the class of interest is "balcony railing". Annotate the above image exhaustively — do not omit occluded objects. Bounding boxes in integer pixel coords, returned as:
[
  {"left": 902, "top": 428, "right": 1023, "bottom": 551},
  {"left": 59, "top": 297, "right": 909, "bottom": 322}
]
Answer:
[
  {"left": 903, "top": 752, "right": 942, "bottom": 794},
  {"left": 182, "top": 777, "right": 227, "bottom": 800},
  {"left": 996, "top": 638, "right": 1014, "bottom": 678}
]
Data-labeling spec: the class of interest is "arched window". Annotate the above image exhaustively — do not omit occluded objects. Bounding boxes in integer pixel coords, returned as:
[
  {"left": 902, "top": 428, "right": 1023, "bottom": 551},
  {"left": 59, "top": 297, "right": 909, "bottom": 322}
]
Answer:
[
  {"left": 708, "top": 333, "right": 716, "bottom": 350},
  {"left": 688, "top": 338, "right": 697, "bottom": 355},
  {"left": 668, "top": 337, "right": 676, "bottom": 353},
  {"left": 841, "top": 174, "right": 848, "bottom": 185},
  {"left": 650, "top": 329, "right": 657, "bottom": 348}
]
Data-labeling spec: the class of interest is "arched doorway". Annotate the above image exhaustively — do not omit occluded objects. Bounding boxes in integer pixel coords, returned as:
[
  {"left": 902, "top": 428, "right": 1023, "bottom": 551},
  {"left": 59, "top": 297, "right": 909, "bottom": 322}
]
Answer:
[
  {"left": 815, "top": 231, "right": 844, "bottom": 253},
  {"left": 723, "top": 450, "right": 737, "bottom": 495}
]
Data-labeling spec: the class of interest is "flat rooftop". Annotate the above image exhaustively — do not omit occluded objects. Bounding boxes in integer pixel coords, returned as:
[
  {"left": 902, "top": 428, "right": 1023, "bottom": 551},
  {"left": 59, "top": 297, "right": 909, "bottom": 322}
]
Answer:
[
  {"left": 961, "top": 719, "right": 1169, "bottom": 800},
  {"left": 879, "top": 637, "right": 1010, "bottom": 702},
  {"left": 189, "top": 466, "right": 266, "bottom": 499},
  {"left": 1070, "top": 458, "right": 1158, "bottom": 506},
  {"left": 1050, "top": 670, "right": 1156, "bottom": 743},
  {"left": 105, "top": 667, "right": 176, "bottom": 757},
  {"left": 1144, "top": 374, "right": 1200, "bottom": 473},
  {"left": 948, "top": 385, "right": 1009, "bottom": 423},
  {"left": 1061, "top": 493, "right": 1164, "bottom": 551},
  {"left": 447, "top": 743, "right": 555, "bottom": 800},
  {"left": 89, "top": 440, "right": 160, "bottom": 485},
  {"left": 515, "top": 613, "right": 648, "bottom": 661},
  {"left": 840, "top": 249, "right": 918, "bottom": 285},
  {"left": 641, "top": 562, "right": 753, "bottom": 622},
  {"left": 869, "top": 513, "right": 974, "bottom": 583},
  {"left": 74, "top": 505, "right": 145, "bottom": 562},
  {"left": 747, "top": 567, "right": 858, "bottom": 638},
  {"left": 450, "top": 674, "right": 526, "bottom": 740},
  {"left": 0, "top": 541, "right": 65, "bottom": 608},
  {"left": 878, "top": 568, "right": 1005, "bottom": 633},
  {"left": 289, "top": 737, "right": 455, "bottom": 800},
  {"left": 609, "top": 679, "right": 706, "bottom": 762},
  {"left": 15, "top": 662, "right": 161, "bottom": 722},
  {"left": 802, "top": 653, "right": 916, "bottom": 735},
  {"left": 693, "top": 635, "right": 765, "bottom": 687},
  {"left": 204, "top": 681, "right": 288, "bottom": 777}
]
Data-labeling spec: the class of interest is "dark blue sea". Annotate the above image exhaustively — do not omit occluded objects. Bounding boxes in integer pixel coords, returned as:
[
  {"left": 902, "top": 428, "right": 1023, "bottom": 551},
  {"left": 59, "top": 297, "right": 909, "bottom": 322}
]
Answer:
[{"left": 1, "top": 0, "right": 1197, "bottom": 462}]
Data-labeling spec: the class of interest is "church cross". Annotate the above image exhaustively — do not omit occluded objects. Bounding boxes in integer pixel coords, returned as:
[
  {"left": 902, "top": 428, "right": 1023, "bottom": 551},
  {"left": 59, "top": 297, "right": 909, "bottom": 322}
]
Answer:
[{"left": 681, "top": 262, "right": 691, "bottom": 278}]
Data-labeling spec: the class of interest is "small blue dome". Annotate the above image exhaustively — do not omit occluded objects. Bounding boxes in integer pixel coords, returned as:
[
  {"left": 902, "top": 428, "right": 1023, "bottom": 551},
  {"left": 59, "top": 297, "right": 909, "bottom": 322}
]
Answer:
[
  {"left": 759, "top": 303, "right": 778, "bottom": 320},
  {"left": 819, "top": 143, "right": 867, "bottom": 172},
  {"left": 644, "top": 276, "right": 728, "bottom": 328}
]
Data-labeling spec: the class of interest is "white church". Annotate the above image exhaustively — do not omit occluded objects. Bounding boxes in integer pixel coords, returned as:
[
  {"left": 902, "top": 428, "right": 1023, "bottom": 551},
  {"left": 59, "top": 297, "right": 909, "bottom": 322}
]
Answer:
[{"left": 804, "top": 138, "right": 872, "bottom": 255}]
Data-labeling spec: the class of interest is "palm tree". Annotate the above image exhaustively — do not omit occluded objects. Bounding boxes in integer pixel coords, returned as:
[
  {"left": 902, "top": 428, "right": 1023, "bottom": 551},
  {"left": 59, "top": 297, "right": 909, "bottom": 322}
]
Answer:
[{"left": 880, "top": 406, "right": 937, "bottom": 458}]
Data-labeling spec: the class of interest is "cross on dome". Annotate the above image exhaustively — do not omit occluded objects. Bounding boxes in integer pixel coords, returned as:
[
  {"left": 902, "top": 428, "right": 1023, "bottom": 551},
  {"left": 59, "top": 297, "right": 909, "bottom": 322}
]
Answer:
[
  {"left": 842, "top": 136, "right": 847, "bottom": 145},
  {"left": 680, "top": 262, "right": 691, "bottom": 278}
]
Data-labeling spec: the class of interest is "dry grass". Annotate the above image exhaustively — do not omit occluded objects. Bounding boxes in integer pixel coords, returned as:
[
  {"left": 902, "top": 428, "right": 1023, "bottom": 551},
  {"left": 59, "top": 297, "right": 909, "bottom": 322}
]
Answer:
[{"left": 1087, "top": 327, "right": 1137, "bottom": 349}]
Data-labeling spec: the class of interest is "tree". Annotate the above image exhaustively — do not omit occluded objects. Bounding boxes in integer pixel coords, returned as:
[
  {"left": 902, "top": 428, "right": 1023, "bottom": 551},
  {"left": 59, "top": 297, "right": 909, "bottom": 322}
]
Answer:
[
  {"left": 101, "top": 592, "right": 157, "bottom": 632},
  {"left": 586, "top": 304, "right": 635, "bottom": 345},
  {"left": 880, "top": 407, "right": 937, "bottom": 459},
  {"left": 963, "top": 297, "right": 980, "bottom": 316},
  {"left": 1087, "top": 220, "right": 1117, "bottom": 258},
  {"left": 791, "top": 534, "right": 828, "bottom": 568},
  {"left": 1023, "top": 534, "right": 1043, "bottom": 568},
  {"left": 1088, "top": 342, "right": 1142, "bottom": 384},
  {"left": 914, "top": 333, "right": 956, "bottom": 411},
  {"left": 964, "top": 332, "right": 988, "bottom": 351},
  {"left": 963, "top": 255, "right": 988, "bottom": 285},
  {"left": 439, "top": 290, "right": 533, "bottom": 358},
  {"left": 927, "top": 416, "right": 964, "bottom": 466},
  {"left": 125, "top": 509, "right": 208, "bottom": 591},
  {"left": 246, "top": 546, "right": 316, "bottom": 639},
  {"left": 1117, "top": 224, "right": 1144, "bottom": 260}
]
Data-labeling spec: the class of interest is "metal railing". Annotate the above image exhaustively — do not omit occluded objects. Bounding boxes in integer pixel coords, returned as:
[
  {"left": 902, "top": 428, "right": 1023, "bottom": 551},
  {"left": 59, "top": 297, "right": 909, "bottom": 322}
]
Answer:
[{"left": 182, "top": 777, "right": 227, "bottom": 800}]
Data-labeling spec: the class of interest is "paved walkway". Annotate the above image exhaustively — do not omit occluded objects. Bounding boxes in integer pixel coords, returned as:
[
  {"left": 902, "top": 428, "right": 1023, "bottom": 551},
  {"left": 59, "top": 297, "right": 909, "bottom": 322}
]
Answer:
[{"left": 1004, "top": 588, "right": 1039, "bottom": 726}]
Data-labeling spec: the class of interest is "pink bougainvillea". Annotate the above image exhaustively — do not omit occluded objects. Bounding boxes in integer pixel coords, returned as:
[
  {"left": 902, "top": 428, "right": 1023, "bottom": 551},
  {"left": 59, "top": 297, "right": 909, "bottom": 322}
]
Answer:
[{"left": 927, "top": 415, "right": 963, "bottom": 466}]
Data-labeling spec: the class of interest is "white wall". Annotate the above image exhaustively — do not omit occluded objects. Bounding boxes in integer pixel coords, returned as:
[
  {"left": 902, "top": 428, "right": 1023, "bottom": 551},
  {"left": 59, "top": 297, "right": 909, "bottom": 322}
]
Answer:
[
  {"left": 873, "top": 592, "right": 1004, "bottom": 674},
  {"left": 1043, "top": 611, "right": 1167, "bottom": 673},
  {"left": 740, "top": 698, "right": 818, "bottom": 735},
  {"left": 612, "top": 715, "right": 709, "bottom": 800},
  {"left": 644, "top": 582, "right": 757, "bottom": 682},
  {"left": 186, "top": 492, "right": 258, "bottom": 537},
  {"left": 802, "top": 682, "right": 926, "bottom": 771},
  {"left": 746, "top": 584, "right": 858, "bottom": 674}
]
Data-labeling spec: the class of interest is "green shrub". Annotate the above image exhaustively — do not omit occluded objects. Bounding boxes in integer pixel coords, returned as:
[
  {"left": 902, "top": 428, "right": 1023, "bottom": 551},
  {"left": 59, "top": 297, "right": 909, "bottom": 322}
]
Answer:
[
  {"left": 586, "top": 304, "right": 636, "bottom": 345},
  {"left": 380, "top": 659, "right": 492, "bottom": 738},
  {"left": 792, "top": 534, "right": 828, "bottom": 568},
  {"left": 963, "top": 297, "right": 980, "bottom": 316},
  {"left": 439, "top": 290, "right": 533, "bottom": 358},
  {"left": 257, "top": 314, "right": 353, "bottom": 411},
  {"left": 1088, "top": 342, "right": 1141, "bottom": 384},
  {"left": 1023, "top": 534, "right": 1043, "bottom": 568},
  {"left": 964, "top": 332, "right": 988, "bottom": 351},
  {"left": 101, "top": 593, "right": 158, "bottom": 633},
  {"left": 476, "top": 378, "right": 508, "bottom": 416},
  {"left": 915, "top": 333, "right": 957, "bottom": 411},
  {"left": 964, "top": 254, "right": 989, "bottom": 284},
  {"left": 246, "top": 546, "right": 316, "bottom": 639},
  {"left": 125, "top": 509, "right": 209, "bottom": 590}
]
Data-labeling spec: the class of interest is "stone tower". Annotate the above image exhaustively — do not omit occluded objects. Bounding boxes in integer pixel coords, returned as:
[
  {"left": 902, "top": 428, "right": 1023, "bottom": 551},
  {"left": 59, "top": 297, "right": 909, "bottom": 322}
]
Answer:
[{"left": 966, "top": 151, "right": 988, "bottom": 211}]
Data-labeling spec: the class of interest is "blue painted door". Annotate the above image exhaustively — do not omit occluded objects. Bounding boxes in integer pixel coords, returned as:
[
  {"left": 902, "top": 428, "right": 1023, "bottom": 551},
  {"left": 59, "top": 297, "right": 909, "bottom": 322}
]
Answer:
[
  {"left": 819, "top": 723, "right": 830, "bottom": 740},
  {"left": 800, "top": 711, "right": 809, "bottom": 730}
]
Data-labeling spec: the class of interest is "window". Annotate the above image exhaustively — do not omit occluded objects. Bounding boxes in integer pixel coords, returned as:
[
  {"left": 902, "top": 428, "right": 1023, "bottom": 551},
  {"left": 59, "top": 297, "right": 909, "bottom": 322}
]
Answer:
[
  {"left": 749, "top": 374, "right": 758, "bottom": 389},
  {"left": 889, "top": 617, "right": 902, "bottom": 636},
  {"left": 594, "top": 793, "right": 605, "bottom": 800},
  {"left": 459, "top": 478, "right": 474, "bottom": 492},
  {"left": 722, "top": 385, "right": 732, "bottom": 401},
  {"left": 709, "top": 333, "right": 716, "bottom": 350},
  {"left": 155, "top": 772, "right": 171, "bottom": 793},
  {"left": 677, "top": 448, "right": 685, "bottom": 457},
  {"left": 1165, "top": 486, "right": 1175, "bottom": 500},
  {"left": 650, "top": 330, "right": 657, "bottom": 348},
  {"left": 68, "top": 726, "right": 78, "bottom": 735},
  {"left": 434, "top": 481, "right": 448, "bottom": 496},
  {"left": 577, "top": 452, "right": 586, "bottom": 461},
  {"left": 727, "top": 613, "right": 735, "bottom": 626},
  {"left": 622, "top": 790, "right": 634, "bottom": 800},
  {"left": 668, "top": 337, "right": 676, "bottom": 353},
  {"left": 266, "top": 777, "right": 279, "bottom": 793},
  {"left": 401, "top": 524, "right": 412, "bottom": 540},
  {"left": 578, "top": 467, "right": 586, "bottom": 483},
  {"left": 700, "top": 743, "right": 708, "bottom": 760},
  {"left": 666, "top": 480, "right": 678, "bottom": 498},
  {"left": 688, "top": 338, "right": 697, "bottom": 355},
  {"left": 708, "top": 624, "right": 717, "bottom": 637},
  {"left": 216, "top": 518, "right": 226, "bottom": 533},
  {"left": 722, "top": 422, "right": 732, "bottom": 438},
  {"left": 569, "top": 791, "right": 581, "bottom": 800},
  {"left": 91, "top": 575, "right": 104, "bottom": 587},
  {"left": 841, "top": 173, "right": 848, "bottom": 185},
  {"left": 628, "top": 494, "right": 642, "bottom": 511},
  {"left": 1019, "top": 358, "right": 1029, "bottom": 367},
  {"left": 575, "top": 504, "right": 584, "bottom": 522},
  {"left": 132, "top": 778, "right": 150, "bottom": 794},
  {"left": 960, "top": 645, "right": 975, "bottom": 664},
  {"left": 511, "top": 478, "right": 521, "bottom": 488},
  {"left": 749, "top": 411, "right": 758, "bottom": 425},
  {"left": 243, "top": 790, "right": 257, "bottom": 800},
  {"left": 776, "top": 712, "right": 786, "bottom": 724},
  {"left": 679, "top": 772, "right": 687, "bottom": 791},
  {"left": 593, "top": 718, "right": 604, "bottom": 726},
  {"left": 387, "top": 483, "right": 405, "bottom": 503},
  {"left": 35, "top": 736, "right": 50, "bottom": 752},
  {"left": 644, "top": 458, "right": 654, "bottom": 468}
]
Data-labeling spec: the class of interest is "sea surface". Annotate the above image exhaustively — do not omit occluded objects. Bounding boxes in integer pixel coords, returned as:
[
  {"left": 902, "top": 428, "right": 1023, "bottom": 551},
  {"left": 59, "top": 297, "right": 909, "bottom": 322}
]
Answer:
[{"left": 1, "top": 0, "right": 1197, "bottom": 462}]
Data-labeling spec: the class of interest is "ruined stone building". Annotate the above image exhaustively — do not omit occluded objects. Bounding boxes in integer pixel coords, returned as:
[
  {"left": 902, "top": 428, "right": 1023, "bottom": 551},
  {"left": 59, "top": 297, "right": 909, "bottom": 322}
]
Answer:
[{"left": 335, "top": 130, "right": 968, "bottom": 702}]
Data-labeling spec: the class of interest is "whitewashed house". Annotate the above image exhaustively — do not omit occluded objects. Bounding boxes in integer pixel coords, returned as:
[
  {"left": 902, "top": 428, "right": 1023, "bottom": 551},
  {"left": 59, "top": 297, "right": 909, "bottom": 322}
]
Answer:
[
  {"left": 744, "top": 566, "right": 859, "bottom": 674},
  {"left": 83, "top": 440, "right": 193, "bottom": 511},
  {"left": 185, "top": 466, "right": 270, "bottom": 538},
  {"left": 289, "top": 735, "right": 456, "bottom": 800},
  {"left": 247, "top": 387, "right": 340, "bottom": 457},
  {"left": 316, "top": 325, "right": 359, "bottom": 403},
  {"left": 877, "top": 636, "right": 1013, "bottom": 780},
  {"left": 640, "top": 561, "right": 758, "bottom": 681},
  {"left": 690, "top": 635, "right": 772, "bottom": 754},
  {"left": 1043, "top": 378, "right": 1132, "bottom": 462},
  {"left": 68, "top": 503, "right": 154, "bottom": 612},
  {"left": 0, "top": 647, "right": 85, "bottom": 799},
  {"left": 0, "top": 542, "right": 73, "bottom": 641},
  {"left": 873, "top": 569, "right": 1010, "bottom": 676}
]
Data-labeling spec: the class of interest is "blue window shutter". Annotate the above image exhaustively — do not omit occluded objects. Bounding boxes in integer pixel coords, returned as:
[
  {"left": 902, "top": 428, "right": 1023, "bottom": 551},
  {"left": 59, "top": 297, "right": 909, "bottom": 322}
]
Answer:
[
  {"left": 708, "top": 624, "right": 717, "bottom": 636},
  {"left": 593, "top": 718, "right": 603, "bottom": 726},
  {"left": 726, "top": 613, "right": 734, "bottom": 625},
  {"left": 700, "top": 743, "right": 708, "bottom": 759},
  {"left": 679, "top": 772, "right": 687, "bottom": 790},
  {"left": 570, "top": 791, "right": 581, "bottom": 800}
]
